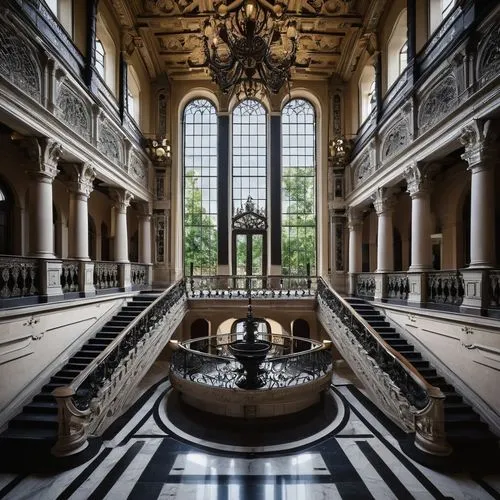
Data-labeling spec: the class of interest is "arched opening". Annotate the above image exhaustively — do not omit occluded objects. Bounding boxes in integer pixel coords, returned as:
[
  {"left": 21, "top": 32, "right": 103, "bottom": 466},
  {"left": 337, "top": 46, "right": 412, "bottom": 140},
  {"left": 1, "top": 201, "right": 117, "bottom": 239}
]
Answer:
[
  {"left": 393, "top": 228, "right": 402, "bottom": 271},
  {"left": 101, "top": 222, "right": 110, "bottom": 261},
  {"left": 127, "top": 65, "right": 141, "bottom": 124},
  {"left": 359, "top": 65, "right": 376, "bottom": 124},
  {"left": 88, "top": 215, "right": 96, "bottom": 261},
  {"left": 0, "top": 178, "right": 14, "bottom": 255},
  {"left": 191, "top": 318, "right": 210, "bottom": 338},
  {"left": 292, "top": 318, "right": 310, "bottom": 352}
]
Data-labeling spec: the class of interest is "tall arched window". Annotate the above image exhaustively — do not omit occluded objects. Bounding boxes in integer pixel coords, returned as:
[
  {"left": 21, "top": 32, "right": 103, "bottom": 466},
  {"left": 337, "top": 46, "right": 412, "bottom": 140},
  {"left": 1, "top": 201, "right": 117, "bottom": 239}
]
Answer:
[
  {"left": 183, "top": 99, "right": 218, "bottom": 276},
  {"left": 281, "top": 99, "right": 316, "bottom": 276},
  {"left": 359, "top": 65, "right": 376, "bottom": 124},
  {"left": 95, "top": 39, "right": 105, "bottom": 79},
  {"left": 387, "top": 9, "right": 407, "bottom": 88},
  {"left": 127, "top": 65, "right": 141, "bottom": 124},
  {"left": 232, "top": 100, "right": 267, "bottom": 277}
]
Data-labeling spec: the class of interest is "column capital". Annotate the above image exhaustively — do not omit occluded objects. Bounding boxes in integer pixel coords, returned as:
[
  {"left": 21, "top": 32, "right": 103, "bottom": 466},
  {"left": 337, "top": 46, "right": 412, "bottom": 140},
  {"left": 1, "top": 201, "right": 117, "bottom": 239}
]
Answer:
[
  {"left": 112, "top": 188, "right": 134, "bottom": 213},
  {"left": 404, "top": 162, "right": 437, "bottom": 197},
  {"left": 460, "top": 120, "right": 500, "bottom": 170},
  {"left": 67, "top": 163, "right": 96, "bottom": 198},
  {"left": 22, "top": 137, "right": 63, "bottom": 181},
  {"left": 372, "top": 187, "right": 397, "bottom": 216},
  {"left": 346, "top": 206, "right": 363, "bottom": 230}
]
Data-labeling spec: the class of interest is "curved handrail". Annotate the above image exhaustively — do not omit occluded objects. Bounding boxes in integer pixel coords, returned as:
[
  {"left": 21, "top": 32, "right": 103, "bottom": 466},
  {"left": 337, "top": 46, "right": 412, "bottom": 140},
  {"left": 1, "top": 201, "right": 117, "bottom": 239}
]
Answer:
[
  {"left": 176, "top": 334, "right": 326, "bottom": 362},
  {"left": 318, "top": 278, "right": 443, "bottom": 405}
]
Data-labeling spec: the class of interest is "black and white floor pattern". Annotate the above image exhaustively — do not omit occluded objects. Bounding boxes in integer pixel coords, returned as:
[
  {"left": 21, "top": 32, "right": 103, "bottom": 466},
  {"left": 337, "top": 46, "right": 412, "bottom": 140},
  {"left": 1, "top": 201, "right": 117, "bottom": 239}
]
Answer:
[{"left": 0, "top": 378, "right": 499, "bottom": 500}]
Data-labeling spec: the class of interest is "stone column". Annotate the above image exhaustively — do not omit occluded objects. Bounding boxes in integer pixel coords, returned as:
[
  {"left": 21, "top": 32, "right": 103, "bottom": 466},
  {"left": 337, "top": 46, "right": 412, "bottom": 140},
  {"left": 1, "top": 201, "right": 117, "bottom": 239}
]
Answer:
[
  {"left": 25, "top": 138, "right": 62, "bottom": 258},
  {"left": 405, "top": 164, "right": 432, "bottom": 304},
  {"left": 138, "top": 207, "right": 152, "bottom": 265},
  {"left": 406, "top": 164, "right": 432, "bottom": 271},
  {"left": 68, "top": 164, "right": 95, "bottom": 260},
  {"left": 372, "top": 188, "right": 396, "bottom": 299},
  {"left": 459, "top": 121, "right": 499, "bottom": 313},
  {"left": 347, "top": 207, "right": 363, "bottom": 296},
  {"left": 112, "top": 188, "right": 133, "bottom": 263}
]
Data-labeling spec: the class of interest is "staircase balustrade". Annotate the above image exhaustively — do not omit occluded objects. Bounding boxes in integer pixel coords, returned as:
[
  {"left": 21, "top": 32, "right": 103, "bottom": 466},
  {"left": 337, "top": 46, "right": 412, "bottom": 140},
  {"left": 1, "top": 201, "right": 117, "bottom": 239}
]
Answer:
[
  {"left": 51, "top": 279, "right": 187, "bottom": 457},
  {"left": 427, "top": 271, "right": 465, "bottom": 306},
  {"left": 0, "top": 256, "right": 39, "bottom": 299},
  {"left": 60, "top": 260, "right": 80, "bottom": 293},
  {"left": 355, "top": 273, "right": 376, "bottom": 298},
  {"left": 131, "top": 263, "right": 149, "bottom": 288},
  {"left": 387, "top": 273, "right": 410, "bottom": 300},
  {"left": 93, "top": 261, "right": 120, "bottom": 290},
  {"left": 317, "top": 278, "right": 452, "bottom": 457}
]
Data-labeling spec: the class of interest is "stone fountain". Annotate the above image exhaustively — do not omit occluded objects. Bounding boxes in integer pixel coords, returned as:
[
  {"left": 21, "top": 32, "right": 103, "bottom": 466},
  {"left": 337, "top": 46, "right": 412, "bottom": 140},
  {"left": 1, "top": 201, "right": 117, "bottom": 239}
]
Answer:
[{"left": 229, "top": 298, "right": 271, "bottom": 389}]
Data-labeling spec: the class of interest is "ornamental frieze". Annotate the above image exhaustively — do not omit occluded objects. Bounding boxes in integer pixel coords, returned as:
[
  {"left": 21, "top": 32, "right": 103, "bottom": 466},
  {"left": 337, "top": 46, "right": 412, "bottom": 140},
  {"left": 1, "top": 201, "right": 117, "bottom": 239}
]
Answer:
[
  {"left": 352, "top": 151, "right": 372, "bottom": 188},
  {"left": 381, "top": 118, "right": 410, "bottom": 160},
  {"left": 0, "top": 20, "right": 41, "bottom": 102},
  {"left": 55, "top": 84, "right": 91, "bottom": 141},
  {"left": 417, "top": 73, "right": 458, "bottom": 133}
]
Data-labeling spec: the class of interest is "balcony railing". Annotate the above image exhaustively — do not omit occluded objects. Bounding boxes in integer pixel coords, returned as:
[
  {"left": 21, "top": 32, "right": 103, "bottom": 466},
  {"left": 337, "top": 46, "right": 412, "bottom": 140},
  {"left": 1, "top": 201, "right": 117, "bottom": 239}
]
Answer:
[
  {"left": 0, "top": 255, "right": 40, "bottom": 300},
  {"left": 186, "top": 275, "right": 317, "bottom": 299}
]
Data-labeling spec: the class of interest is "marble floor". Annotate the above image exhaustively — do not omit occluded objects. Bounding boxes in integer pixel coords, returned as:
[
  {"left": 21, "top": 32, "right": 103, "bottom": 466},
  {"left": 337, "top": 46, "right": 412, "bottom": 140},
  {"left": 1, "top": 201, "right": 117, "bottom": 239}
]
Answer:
[{"left": 0, "top": 363, "right": 499, "bottom": 500}]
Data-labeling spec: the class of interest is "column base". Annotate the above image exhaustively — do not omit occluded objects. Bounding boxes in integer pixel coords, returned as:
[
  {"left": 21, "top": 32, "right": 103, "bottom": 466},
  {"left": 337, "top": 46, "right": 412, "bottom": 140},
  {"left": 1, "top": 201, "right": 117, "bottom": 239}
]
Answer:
[
  {"left": 374, "top": 273, "right": 388, "bottom": 301},
  {"left": 460, "top": 268, "right": 489, "bottom": 315},
  {"left": 407, "top": 272, "right": 427, "bottom": 306},
  {"left": 40, "top": 259, "right": 64, "bottom": 300},
  {"left": 119, "top": 262, "right": 132, "bottom": 292},
  {"left": 80, "top": 261, "right": 96, "bottom": 297}
]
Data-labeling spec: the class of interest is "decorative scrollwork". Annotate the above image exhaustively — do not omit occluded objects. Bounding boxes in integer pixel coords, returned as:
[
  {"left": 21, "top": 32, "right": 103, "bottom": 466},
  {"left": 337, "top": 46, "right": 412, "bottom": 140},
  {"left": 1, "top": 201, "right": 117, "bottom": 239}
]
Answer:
[
  {"left": 0, "top": 20, "right": 41, "bottom": 101},
  {"left": 131, "top": 263, "right": 148, "bottom": 287},
  {"left": 477, "top": 24, "right": 500, "bottom": 85},
  {"left": 356, "top": 273, "right": 376, "bottom": 298},
  {"left": 93, "top": 262, "right": 119, "bottom": 289},
  {"left": 382, "top": 119, "right": 410, "bottom": 160},
  {"left": 387, "top": 273, "right": 409, "bottom": 300},
  {"left": 98, "top": 120, "right": 122, "bottom": 166},
  {"left": 129, "top": 151, "right": 148, "bottom": 186},
  {"left": 418, "top": 74, "right": 458, "bottom": 132},
  {"left": 55, "top": 84, "right": 90, "bottom": 140},
  {"left": 61, "top": 260, "right": 80, "bottom": 293}
]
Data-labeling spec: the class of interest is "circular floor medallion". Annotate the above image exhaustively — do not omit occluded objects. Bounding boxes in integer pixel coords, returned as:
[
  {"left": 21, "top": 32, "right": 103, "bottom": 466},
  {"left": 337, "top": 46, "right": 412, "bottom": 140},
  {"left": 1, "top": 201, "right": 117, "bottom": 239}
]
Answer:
[{"left": 155, "top": 385, "right": 347, "bottom": 456}]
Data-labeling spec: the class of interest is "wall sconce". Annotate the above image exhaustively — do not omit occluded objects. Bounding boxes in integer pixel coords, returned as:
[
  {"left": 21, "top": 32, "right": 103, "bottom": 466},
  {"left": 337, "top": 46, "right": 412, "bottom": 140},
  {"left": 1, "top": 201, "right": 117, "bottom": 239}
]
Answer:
[
  {"left": 146, "top": 138, "right": 171, "bottom": 166},
  {"left": 328, "top": 136, "right": 352, "bottom": 168}
]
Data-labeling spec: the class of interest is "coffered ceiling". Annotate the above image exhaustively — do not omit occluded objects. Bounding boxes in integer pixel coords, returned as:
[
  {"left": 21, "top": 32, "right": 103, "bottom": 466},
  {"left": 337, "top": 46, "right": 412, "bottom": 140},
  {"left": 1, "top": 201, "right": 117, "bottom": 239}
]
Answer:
[{"left": 112, "top": 0, "right": 387, "bottom": 83}]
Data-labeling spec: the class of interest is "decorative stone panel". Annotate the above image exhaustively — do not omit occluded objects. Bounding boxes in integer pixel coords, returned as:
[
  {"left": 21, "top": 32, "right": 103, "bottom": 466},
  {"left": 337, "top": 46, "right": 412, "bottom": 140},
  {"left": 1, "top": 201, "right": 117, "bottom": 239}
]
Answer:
[
  {"left": 98, "top": 119, "right": 122, "bottom": 167},
  {"left": 381, "top": 118, "right": 411, "bottom": 161},
  {"left": 129, "top": 150, "right": 148, "bottom": 187},
  {"left": 0, "top": 19, "right": 41, "bottom": 102},
  {"left": 477, "top": 23, "right": 500, "bottom": 86},
  {"left": 352, "top": 150, "right": 372, "bottom": 189},
  {"left": 55, "top": 84, "right": 91, "bottom": 141},
  {"left": 418, "top": 73, "right": 458, "bottom": 133}
]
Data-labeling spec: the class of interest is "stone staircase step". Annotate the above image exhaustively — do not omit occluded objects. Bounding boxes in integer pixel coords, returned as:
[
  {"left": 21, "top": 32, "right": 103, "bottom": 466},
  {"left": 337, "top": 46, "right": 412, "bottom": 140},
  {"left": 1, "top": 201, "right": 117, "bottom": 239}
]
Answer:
[
  {"left": 23, "top": 402, "right": 59, "bottom": 414},
  {"left": 10, "top": 413, "right": 59, "bottom": 430}
]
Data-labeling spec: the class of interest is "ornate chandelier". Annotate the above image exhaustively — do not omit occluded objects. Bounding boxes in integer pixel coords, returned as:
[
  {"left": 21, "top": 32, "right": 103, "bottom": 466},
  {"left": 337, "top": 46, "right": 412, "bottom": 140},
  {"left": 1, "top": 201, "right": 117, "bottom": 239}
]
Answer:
[{"left": 202, "top": 0, "right": 298, "bottom": 99}]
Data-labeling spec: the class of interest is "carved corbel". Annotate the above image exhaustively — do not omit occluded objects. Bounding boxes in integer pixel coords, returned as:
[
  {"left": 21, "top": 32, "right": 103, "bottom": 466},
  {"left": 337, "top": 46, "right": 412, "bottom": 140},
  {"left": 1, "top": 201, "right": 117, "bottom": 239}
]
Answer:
[
  {"left": 460, "top": 120, "right": 499, "bottom": 170},
  {"left": 19, "top": 137, "right": 63, "bottom": 181}
]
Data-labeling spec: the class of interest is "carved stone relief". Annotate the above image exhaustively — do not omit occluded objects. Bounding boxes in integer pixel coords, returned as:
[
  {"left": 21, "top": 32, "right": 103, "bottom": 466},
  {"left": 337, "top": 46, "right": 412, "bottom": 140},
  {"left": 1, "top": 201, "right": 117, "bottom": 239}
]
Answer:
[
  {"left": 55, "top": 84, "right": 91, "bottom": 140},
  {"left": 381, "top": 118, "right": 410, "bottom": 160},
  {"left": 98, "top": 120, "right": 122, "bottom": 166},
  {"left": 353, "top": 151, "right": 372, "bottom": 188},
  {"left": 0, "top": 20, "right": 41, "bottom": 101},
  {"left": 418, "top": 73, "right": 458, "bottom": 132},
  {"left": 129, "top": 151, "right": 148, "bottom": 187},
  {"left": 477, "top": 24, "right": 500, "bottom": 85}
]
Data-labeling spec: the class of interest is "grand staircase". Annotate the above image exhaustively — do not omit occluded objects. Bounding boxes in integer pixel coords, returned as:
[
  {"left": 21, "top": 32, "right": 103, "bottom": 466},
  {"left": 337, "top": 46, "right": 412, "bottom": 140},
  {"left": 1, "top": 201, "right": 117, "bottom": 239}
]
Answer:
[
  {"left": 0, "top": 291, "right": 161, "bottom": 471},
  {"left": 345, "top": 297, "right": 499, "bottom": 466}
]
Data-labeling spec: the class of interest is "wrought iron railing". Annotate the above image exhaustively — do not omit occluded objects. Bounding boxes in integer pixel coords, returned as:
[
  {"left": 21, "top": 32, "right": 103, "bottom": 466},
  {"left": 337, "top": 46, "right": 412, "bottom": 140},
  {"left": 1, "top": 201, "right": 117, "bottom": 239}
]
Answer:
[
  {"left": 186, "top": 275, "right": 316, "bottom": 298},
  {"left": 387, "top": 273, "right": 410, "bottom": 300},
  {"left": 0, "top": 255, "right": 40, "bottom": 299},
  {"left": 170, "top": 335, "right": 331, "bottom": 390},
  {"left": 61, "top": 260, "right": 80, "bottom": 293},
  {"left": 93, "top": 261, "right": 119, "bottom": 290},
  {"left": 427, "top": 271, "right": 464, "bottom": 306},
  {"left": 51, "top": 279, "right": 187, "bottom": 456},
  {"left": 355, "top": 273, "right": 376, "bottom": 298},
  {"left": 316, "top": 278, "right": 451, "bottom": 457}
]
